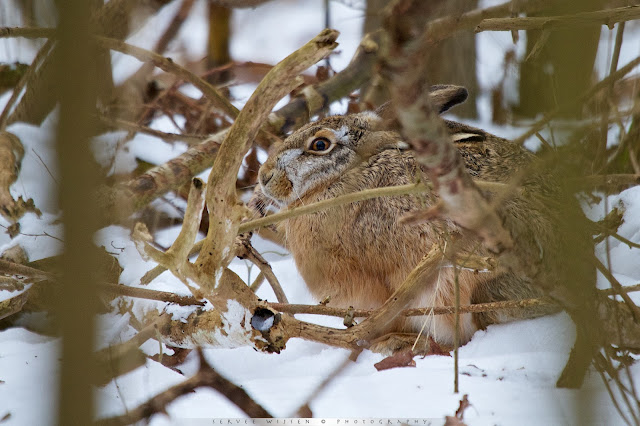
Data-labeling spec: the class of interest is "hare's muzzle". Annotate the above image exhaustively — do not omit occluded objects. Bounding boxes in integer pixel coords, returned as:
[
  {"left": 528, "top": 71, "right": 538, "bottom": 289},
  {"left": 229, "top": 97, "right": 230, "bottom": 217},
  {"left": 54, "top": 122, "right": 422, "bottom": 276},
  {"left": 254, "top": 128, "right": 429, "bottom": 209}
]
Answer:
[
  {"left": 259, "top": 169, "right": 274, "bottom": 187},
  {"left": 258, "top": 165, "right": 293, "bottom": 205}
]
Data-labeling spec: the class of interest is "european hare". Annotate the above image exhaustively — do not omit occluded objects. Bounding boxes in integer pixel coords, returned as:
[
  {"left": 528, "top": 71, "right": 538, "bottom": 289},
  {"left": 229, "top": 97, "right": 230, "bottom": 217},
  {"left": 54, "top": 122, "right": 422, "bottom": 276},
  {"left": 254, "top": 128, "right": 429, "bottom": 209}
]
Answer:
[{"left": 256, "top": 85, "right": 574, "bottom": 352}]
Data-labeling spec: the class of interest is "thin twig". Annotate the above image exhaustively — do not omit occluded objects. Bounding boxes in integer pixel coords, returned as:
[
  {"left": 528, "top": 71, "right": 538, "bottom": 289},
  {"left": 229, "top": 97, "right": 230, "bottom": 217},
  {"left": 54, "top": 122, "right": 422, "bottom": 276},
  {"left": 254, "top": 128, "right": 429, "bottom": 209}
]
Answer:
[
  {"left": 249, "top": 271, "right": 265, "bottom": 292},
  {"left": 0, "top": 39, "right": 54, "bottom": 130},
  {"left": 475, "top": 5, "right": 640, "bottom": 32},
  {"left": 241, "top": 183, "right": 427, "bottom": 233},
  {"left": 238, "top": 241, "right": 288, "bottom": 303},
  {"left": 292, "top": 349, "right": 363, "bottom": 417},
  {"left": 598, "top": 21, "right": 626, "bottom": 170},
  {"left": 594, "top": 256, "right": 640, "bottom": 323},
  {"left": 424, "top": 0, "right": 556, "bottom": 44},
  {"left": 98, "top": 115, "right": 206, "bottom": 144},
  {"left": 100, "top": 283, "right": 205, "bottom": 306},
  {"left": 512, "top": 55, "right": 640, "bottom": 146},
  {"left": 606, "top": 232, "right": 640, "bottom": 250},
  {"left": 0, "top": 27, "right": 55, "bottom": 39},
  {"left": 94, "top": 314, "right": 170, "bottom": 386},
  {"left": 95, "top": 36, "right": 238, "bottom": 120}
]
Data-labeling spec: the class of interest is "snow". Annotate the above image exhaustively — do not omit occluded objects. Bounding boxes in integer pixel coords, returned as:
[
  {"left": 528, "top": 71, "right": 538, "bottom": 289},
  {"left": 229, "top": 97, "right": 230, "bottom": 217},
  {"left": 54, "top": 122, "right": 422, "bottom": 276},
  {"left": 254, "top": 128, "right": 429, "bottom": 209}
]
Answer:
[
  {"left": 1, "top": 0, "right": 640, "bottom": 425},
  {"left": 0, "top": 328, "right": 59, "bottom": 425}
]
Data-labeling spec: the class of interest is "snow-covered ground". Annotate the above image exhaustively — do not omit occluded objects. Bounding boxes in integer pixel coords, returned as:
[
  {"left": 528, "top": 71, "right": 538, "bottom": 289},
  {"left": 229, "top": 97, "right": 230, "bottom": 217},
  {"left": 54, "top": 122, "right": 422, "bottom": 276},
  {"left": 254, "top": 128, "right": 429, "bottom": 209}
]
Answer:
[{"left": 1, "top": 0, "right": 640, "bottom": 424}]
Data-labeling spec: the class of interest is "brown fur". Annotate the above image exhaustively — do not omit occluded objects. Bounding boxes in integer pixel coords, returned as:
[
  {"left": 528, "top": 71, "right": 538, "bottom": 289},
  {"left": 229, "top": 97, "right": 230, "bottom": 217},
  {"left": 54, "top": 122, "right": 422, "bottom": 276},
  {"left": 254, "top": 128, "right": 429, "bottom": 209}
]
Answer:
[{"left": 256, "top": 88, "right": 570, "bottom": 352}]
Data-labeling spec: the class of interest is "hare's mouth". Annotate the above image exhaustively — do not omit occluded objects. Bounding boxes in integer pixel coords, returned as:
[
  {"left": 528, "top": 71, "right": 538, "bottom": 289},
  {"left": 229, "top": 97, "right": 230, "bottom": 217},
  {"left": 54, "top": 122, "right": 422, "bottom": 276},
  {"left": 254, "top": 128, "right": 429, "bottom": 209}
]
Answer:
[{"left": 259, "top": 169, "right": 294, "bottom": 206}]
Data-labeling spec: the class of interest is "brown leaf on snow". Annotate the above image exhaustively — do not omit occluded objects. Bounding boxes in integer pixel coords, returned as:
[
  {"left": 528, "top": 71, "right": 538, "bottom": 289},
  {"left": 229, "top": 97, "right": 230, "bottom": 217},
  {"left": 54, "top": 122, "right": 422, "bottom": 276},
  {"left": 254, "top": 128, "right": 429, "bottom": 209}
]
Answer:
[
  {"left": 444, "top": 394, "right": 471, "bottom": 425},
  {"left": 374, "top": 349, "right": 416, "bottom": 371},
  {"left": 444, "top": 416, "right": 467, "bottom": 426},
  {"left": 455, "top": 394, "right": 471, "bottom": 418}
]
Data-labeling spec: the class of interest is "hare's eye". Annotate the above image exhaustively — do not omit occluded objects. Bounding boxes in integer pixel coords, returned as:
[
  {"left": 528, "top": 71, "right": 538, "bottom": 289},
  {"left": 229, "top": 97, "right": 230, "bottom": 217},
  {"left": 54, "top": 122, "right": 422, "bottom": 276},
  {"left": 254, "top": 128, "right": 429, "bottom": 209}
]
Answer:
[{"left": 308, "top": 137, "right": 332, "bottom": 153}]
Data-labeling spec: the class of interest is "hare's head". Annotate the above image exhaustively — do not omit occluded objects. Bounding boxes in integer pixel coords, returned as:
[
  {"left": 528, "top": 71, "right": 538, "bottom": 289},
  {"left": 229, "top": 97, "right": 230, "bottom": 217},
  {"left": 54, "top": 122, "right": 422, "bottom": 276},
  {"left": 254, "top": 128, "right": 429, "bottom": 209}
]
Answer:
[{"left": 258, "top": 85, "right": 468, "bottom": 206}]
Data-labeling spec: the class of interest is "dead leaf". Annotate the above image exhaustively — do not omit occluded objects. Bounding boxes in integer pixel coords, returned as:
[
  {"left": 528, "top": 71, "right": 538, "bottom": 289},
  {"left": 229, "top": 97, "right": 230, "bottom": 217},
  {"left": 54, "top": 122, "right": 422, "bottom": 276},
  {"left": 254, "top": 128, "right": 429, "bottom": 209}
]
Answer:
[
  {"left": 374, "top": 349, "right": 416, "bottom": 371},
  {"left": 428, "top": 336, "right": 452, "bottom": 357}
]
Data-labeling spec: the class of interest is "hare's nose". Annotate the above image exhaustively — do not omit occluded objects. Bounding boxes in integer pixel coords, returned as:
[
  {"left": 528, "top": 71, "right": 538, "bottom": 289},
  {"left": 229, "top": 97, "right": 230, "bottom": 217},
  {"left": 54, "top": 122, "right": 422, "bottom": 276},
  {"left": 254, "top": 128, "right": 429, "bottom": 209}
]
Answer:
[{"left": 260, "top": 170, "right": 274, "bottom": 186}]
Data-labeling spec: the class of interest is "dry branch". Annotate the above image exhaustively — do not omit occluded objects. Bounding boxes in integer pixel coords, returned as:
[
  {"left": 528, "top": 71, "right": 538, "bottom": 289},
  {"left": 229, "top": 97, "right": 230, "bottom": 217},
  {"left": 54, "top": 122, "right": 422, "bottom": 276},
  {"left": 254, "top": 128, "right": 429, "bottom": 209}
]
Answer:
[
  {"left": 97, "top": 131, "right": 224, "bottom": 224},
  {"left": 97, "top": 30, "right": 378, "bottom": 224},
  {"left": 132, "top": 177, "right": 208, "bottom": 298},
  {"left": 475, "top": 5, "right": 640, "bottom": 32},
  {"left": 95, "top": 36, "right": 237, "bottom": 120},
  {"left": 0, "top": 40, "right": 54, "bottom": 130},
  {"left": 236, "top": 240, "right": 288, "bottom": 303},
  {"left": 0, "top": 258, "right": 55, "bottom": 282},
  {"left": 152, "top": 268, "right": 289, "bottom": 352},
  {"left": 512, "top": 54, "right": 640, "bottom": 146},
  {"left": 384, "top": 2, "right": 514, "bottom": 254},
  {"left": 100, "top": 283, "right": 204, "bottom": 306},
  {"left": 269, "top": 297, "right": 554, "bottom": 318},
  {"left": 94, "top": 315, "right": 169, "bottom": 386},
  {"left": 269, "top": 32, "right": 381, "bottom": 133},
  {"left": 594, "top": 256, "right": 640, "bottom": 323},
  {"left": 0, "top": 27, "right": 55, "bottom": 39},
  {"left": 195, "top": 29, "right": 339, "bottom": 287},
  {"left": 95, "top": 350, "right": 272, "bottom": 426},
  {"left": 424, "top": 0, "right": 555, "bottom": 44},
  {"left": 0, "top": 290, "right": 28, "bottom": 321},
  {"left": 98, "top": 116, "right": 205, "bottom": 144}
]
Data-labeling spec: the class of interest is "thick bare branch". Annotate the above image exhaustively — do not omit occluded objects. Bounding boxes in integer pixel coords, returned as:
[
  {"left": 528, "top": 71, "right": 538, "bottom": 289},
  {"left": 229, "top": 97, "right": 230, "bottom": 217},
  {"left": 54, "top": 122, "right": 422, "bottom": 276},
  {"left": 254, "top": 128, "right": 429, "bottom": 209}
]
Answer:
[
  {"left": 195, "top": 29, "right": 339, "bottom": 287},
  {"left": 269, "top": 297, "right": 554, "bottom": 318}
]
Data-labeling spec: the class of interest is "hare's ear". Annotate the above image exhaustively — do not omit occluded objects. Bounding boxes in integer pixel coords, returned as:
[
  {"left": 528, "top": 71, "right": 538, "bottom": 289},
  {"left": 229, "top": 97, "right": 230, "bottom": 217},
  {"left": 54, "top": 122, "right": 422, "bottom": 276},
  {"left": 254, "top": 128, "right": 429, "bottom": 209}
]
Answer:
[
  {"left": 428, "top": 85, "right": 468, "bottom": 113},
  {"left": 372, "top": 85, "right": 468, "bottom": 130},
  {"left": 350, "top": 110, "right": 384, "bottom": 129}
]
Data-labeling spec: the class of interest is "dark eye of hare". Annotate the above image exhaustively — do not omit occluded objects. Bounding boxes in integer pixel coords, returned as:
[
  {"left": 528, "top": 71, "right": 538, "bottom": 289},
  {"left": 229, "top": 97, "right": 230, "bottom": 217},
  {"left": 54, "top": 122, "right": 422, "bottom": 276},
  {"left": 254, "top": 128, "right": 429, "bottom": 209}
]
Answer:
[
  {"left": 311, "top": 138, "right": 330, "bottom": 151},
  {"left": 309, "top": 137, "right": 331, "bottom": 152}
]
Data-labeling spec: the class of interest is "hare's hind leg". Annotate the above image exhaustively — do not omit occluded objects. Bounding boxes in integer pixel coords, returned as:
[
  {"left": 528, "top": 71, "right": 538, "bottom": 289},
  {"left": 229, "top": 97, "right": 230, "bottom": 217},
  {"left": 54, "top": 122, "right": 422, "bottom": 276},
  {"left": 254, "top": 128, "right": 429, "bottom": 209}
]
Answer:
[{"left": 471, "top": 273, "right": 560, "bottom": 330}]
